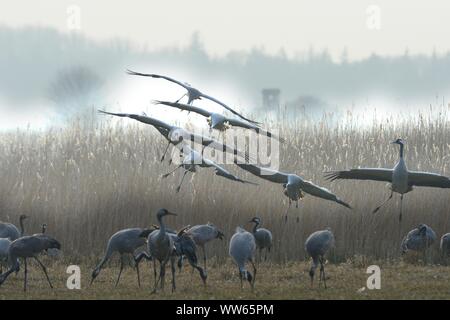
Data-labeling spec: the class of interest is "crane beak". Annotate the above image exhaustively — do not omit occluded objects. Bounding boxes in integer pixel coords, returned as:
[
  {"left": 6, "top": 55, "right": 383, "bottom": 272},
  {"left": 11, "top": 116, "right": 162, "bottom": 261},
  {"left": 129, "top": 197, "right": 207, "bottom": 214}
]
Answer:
[{"left": 167, "top": 211, "right": 178, "bottom": 216}]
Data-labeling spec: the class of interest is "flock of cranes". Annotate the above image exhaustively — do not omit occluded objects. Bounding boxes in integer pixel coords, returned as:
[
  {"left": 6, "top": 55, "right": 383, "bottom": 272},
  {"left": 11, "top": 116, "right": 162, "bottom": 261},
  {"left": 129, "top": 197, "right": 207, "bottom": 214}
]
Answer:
[{"left": 0, "top": 70, "right": 450, "bottom": 293}]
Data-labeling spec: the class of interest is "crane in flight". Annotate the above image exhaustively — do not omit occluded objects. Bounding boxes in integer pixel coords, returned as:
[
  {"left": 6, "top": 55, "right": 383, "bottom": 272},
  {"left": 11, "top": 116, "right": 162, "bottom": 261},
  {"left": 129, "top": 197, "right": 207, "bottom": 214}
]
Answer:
[
  {"left": 234, "top": 161, "right": 351, "bottom": 220},
  {"left": 162, "top": 144, "right": 257, "bottom": 192},
  {"left": 126, "top": 70, "right": 259, "bottom": 125},
  {"left": 152, "top": 100, "right": 284, "bottom": 142},
  {"left": 324, "top": 139, "right": 450, "bottom": 222},
  {"left": 98, "top": 110, "right": 250, "bottom": 164}
]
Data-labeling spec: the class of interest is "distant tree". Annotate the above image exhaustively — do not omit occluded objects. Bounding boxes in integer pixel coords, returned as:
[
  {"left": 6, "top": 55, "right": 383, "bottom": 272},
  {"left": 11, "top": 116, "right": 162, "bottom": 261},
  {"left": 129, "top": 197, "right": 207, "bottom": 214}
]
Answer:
[{"left": 47, "top": 66, "right": 103, "bottom": 116}]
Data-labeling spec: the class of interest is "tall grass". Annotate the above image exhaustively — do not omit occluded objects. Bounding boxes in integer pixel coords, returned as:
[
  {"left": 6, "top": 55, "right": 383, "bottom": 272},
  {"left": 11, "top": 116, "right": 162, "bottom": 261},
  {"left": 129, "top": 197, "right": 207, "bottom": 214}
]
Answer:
[{"left": 0, "top": 109, "right": 449, "bottom": 263}]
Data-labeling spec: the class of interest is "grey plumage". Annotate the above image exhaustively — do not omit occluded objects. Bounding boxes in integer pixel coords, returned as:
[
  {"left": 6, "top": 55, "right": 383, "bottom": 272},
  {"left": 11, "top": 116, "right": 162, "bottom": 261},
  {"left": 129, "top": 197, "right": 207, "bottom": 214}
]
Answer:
[
  {"left": 147, "top": 208, "right": 177, "bottom": 293},
  {"left": 234, "top": 161, "right": 351, "bottom": 220},
  {"left": 0, "top": 215, "right": 28, "bottom": 240},
  {"left": 91, "top": 227, "right": 154, "bottom": 287},
  {"left": 186, "top": 223, "right": 225, "bottom": 271},
  {"left": 126, "top": 70, "right": 259, "bottom": 125},
  {"left": 0, "top": 234, "right": 61, "bottom": 291},
  {"left": 249, "top": 217, "right": 272, "bottom": 261},
  {"left": 401, "top": 224, "right": 436, "bottom": 254},
  {"left": 305, "top": 228, "right": 335, "bottom": 288},
  {"left": 229, "top": 226, "right": 257, "bottom": 290},
  {"left": 0, "top": 238, "right": 12, "bottom": 273},
  {"left": 325, "top": 139, "right": 450, "bottom": 222},
  {"left": 153, "top": 100, "right": 283, "bottom": 141},
  {"left": 440, "top": 233, "right": 450, "bottom": 256}
]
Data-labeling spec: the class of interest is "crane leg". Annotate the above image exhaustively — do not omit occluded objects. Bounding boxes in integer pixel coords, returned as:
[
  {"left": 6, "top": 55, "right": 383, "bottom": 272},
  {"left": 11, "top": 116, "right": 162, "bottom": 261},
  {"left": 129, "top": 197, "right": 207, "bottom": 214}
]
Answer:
[
  {"left": 239, "top": 271, "right": 243, "bottom": 290},
  {"left": 284, "top": 200, "right": 292, "bottom": 222},
  {"left": 162, "top": 165, "right": 181, "bottom": 178},
  {"left": 159, "top": 262, "right": 166, "bottom": 291},
  {"left": 399, "top": 194, "right": 404, "bottom": 222},
  {"left": 320, "top": 257, "right": 327, "bottom": 289},
  {"left": 151, "top": 259, "right": 158, "bottom": 294},
  {"left": 175, "top": 93, "right": 187, "bottom": 103},
  {"left": 202, "top": 246, "right": 207, "bottom": 271},
  {"left": 34, "top": 256, "right": 53, "bottom": 289},
  {"left": 160, "top": 142, "right": 171, "bottom": 162},
  {"left": 114, "top": 255, "right": 124, "bottom": 288},
  {"left": 170, "top": 256, "right": 176, "bottom": 293},
  {"left": 372, "top": 190, "right": 394, "bottom": 213},
  {"left": 23, "top": 258, "right": 27, "bottom": 292},
  {"left": 176, "top": 170, "right": 189, "bottom": 193},
  {"left": 135, "top": 260, "right": 141, "bottom": 288},
  {"left": 250, "top": 259, "right": 257, "bottom": 290}
]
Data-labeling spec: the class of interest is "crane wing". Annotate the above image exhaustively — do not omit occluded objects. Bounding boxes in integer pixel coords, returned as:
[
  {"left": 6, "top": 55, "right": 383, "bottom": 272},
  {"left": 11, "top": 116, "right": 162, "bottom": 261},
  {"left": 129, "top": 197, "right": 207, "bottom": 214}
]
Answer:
[
  {"left": 126, "top": 70, "right": 189, "bottom": 89},
  {"left": 234, "top": 163, "right": 289, "bottom": 184},
  {"left": 199, "top": 92, "right": 261, "bottom": 125},
  {"left": 153, "top": 100, "right": 212, "bottom": 118},
  {"left": 324, "top": 168, "right": 393, "bottom": 182},
  {"left": 202, "top": 158, "right": 257, "bottom": 185},
  {"left": 408, "top": 171, "right": 450, "bottom": 188},
  {"left": 98, "top": 110, "right": 173, "bottom": 131},
  {"left": 299, "top": 180, "right": 351, "bottom": 209}
]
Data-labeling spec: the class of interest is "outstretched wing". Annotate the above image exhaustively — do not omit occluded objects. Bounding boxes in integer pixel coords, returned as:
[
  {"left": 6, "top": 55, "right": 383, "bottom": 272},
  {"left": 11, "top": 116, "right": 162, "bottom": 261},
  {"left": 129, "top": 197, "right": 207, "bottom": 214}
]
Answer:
[
  {"left": 226, "top": 118, "right": 285, "bottom": 142},
  {"left": 204, "top": 159, "right": 258, "bottom": 185},
  {"left": 234, "top": 163, "right": 289, "bottom": 184},
  {"left": 408, "top": 171, "right": 450, "bottom": 188},
  {"left": 200, "top": 92, "right": 260, "bottom": 125},
  {"left": 153, "top": 100, "right": 212, "bottom": 118},
  {"left": 299, "top": 180, "right": 351, "bottom": 209},
  {"left": 324, "top": 168, "right": 393, "bottom": 182},
  {"left": 126, "top": 70, "right": 189, "bottom": 89},
  {"left": 98, "top": 110, "right": 173, "bottom": 131}
]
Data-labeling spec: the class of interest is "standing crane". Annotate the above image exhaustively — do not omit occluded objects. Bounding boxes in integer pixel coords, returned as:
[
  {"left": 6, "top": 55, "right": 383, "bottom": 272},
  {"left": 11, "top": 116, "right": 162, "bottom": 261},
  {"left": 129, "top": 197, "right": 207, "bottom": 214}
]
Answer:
[
  {"left": 90, "top": 227, "right": 155, "bottom": 287},
  {"left": 147, "top": 208, "right": 177, "bottom": 293},
  {"left": 185, "top": 223, "right": 225, "bottom": 271},
  {"left": 440, "top": 233, "right": 450, "bottom": 257},
  {"left": 401, "top": 224, "right": 436, "bottom": 263},
  {"left": 229, "top": 226, "right": 257, "bottom": 290},
  {"left": 249, "top": 217, "right": 273, "bottom": 262},
  {"left": 234, "top": 161, "right": 351, "bottom": 220},
  {"left": 305, "top": 228, "right": 335, "bottom": 288},
  {"left": 126, "top": 70, "right": 259, "bottom": 125},
  {"left": 152, "top": 100, "right": 283, "bottom": 141},
  {"left": 325, "top": 139, "right": 450, "bottom": 222},
  {"left": 0, "top": 234, "right": 61, "bottom": 291},
  {"left": 0, "top": 214, "right": 28, "bottom": 240}
]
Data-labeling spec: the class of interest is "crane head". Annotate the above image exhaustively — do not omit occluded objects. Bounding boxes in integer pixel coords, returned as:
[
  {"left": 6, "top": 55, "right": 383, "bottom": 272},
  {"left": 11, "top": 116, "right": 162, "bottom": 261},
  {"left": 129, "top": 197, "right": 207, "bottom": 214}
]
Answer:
[
  {"left": 249, "top": 217, "right": 261, "bottom": 224},
  {"left": 19, "top": 214, "right": 28, "bottom": 221},
  {"left": 157, "top": 208, "right": 177, "bottom": 218},
  {"left": 391, "top": 138, "right": 405, "bottom": 145}
]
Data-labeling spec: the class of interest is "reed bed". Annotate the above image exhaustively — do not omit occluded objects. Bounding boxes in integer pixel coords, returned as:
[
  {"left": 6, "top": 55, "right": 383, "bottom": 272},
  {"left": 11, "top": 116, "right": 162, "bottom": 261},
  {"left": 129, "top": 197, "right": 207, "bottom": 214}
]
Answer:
[{"left": 0, "top": 109, "right": 449, "bottom": 264}]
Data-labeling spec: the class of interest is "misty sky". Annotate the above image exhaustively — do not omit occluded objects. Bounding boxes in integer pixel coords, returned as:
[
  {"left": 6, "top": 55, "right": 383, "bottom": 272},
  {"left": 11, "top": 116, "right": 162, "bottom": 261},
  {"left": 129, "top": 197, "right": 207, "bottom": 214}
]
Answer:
[{"left": 2, "top": 0, "right": 450, "bottom": 61}]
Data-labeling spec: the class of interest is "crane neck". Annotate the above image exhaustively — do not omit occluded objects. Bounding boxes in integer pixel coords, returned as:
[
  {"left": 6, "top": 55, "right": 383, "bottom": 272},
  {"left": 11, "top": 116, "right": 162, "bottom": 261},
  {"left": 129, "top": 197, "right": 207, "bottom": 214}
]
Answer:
[
  {"left": 252, "top": 222, "right": 259, "bottom": 233},
  {"left": 157, "top": 215, "right": 166, "bottom": 236},
  {"left": 19, "top": 218, "right": 25, "bottom": 236},
  {"left": 398, "top": 143, "right": 404, "bottom": 158}
]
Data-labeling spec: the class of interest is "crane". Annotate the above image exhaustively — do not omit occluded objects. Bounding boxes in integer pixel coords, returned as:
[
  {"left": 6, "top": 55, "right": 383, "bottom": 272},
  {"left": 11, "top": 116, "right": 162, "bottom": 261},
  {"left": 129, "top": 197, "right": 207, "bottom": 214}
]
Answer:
[
  {"left": 90, "top": 227, "right": 155, "bottom": 287},
  {"left": 126, "top": 70, "right": 259, "bottom": 125},
  {"left": 305, "top": 228, "right": 335, "bottom": 288},
  {"left": 325, "top": 139, "right": 450, "bottom": 222},
  {"left": 185, "top": 223, "right": 225, "bottom": 271},
  {"left": 152, "top": 100, "right": 283, "bottom": 142},
  {"left": 249, "top": 217, "right": 273, "bottom": 262},
  {"left": 162, "top": 144, "right": 256, "bottom": 192},
  {"left": 0, "top": 234, "right": 61, "bottom": 291},
  {"left": 229, "top": 226, "right": 257, "bottom": 290},
  {"left": 147, "top": 208, "right": 177, "bottom": 293},
  {"left": 234, "top": 161, "right": 351, "bottom": 220}
]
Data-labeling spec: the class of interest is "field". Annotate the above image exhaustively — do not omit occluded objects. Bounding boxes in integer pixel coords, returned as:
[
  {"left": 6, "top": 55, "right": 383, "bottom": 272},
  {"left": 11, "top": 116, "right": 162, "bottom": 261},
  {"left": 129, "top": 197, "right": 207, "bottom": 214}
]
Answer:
[
  {"left": 0, "top": 260, "right": 449, "bottom": 299},
  {"left": 0, "top": 109, "right": 449, "bottom": 299}
]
